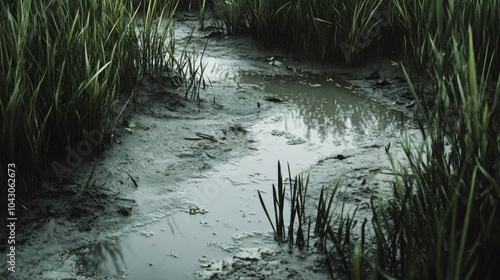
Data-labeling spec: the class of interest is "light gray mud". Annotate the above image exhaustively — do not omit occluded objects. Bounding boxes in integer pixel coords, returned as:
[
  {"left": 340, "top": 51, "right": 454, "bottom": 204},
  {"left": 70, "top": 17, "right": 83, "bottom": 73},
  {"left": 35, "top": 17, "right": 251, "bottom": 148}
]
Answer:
[{"left": 1, "top": 11, "right": 420, "bottom": 280}]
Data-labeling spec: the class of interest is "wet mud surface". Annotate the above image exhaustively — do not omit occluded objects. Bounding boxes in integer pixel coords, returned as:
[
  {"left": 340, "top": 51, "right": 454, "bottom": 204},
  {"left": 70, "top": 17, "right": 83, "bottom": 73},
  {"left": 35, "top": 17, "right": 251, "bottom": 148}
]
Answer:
[{"left": 1, "top": 11, "right": 420, "bottom": 280}]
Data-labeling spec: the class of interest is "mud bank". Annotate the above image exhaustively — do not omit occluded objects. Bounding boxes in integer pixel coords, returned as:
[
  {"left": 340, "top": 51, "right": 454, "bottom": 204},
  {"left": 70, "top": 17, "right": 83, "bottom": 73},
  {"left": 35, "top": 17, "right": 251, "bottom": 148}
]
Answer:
[{"left": 1, "top": 11, "right": 419, "bottom": 280}]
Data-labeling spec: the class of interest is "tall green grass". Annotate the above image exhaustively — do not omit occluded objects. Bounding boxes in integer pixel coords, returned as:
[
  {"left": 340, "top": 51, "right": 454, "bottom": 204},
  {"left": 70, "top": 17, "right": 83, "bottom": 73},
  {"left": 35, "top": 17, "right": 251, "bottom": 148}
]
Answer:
[
  {"left": 0, "top": 0, "right": 207, "bottom": 200},
  {"left": 213, "top": 0, "right": 249, "bottom": 35},
  {"left": 366, "top": 27, "right": 500, "bottom": 280},
  {"left": 395, "top": 0, "right": 500, "bottom": 94},
  {"left": 1, "top": 0, "right": 138, "bottom": 198},
  {"left": 214, "top": 0, "right": 386, "bottom": 64},
  {"left": 214, "top": 0, "right": 499, "bottom": 77},
  {"left": 310, "top": 27, "right": 498, "bottom": 280}
]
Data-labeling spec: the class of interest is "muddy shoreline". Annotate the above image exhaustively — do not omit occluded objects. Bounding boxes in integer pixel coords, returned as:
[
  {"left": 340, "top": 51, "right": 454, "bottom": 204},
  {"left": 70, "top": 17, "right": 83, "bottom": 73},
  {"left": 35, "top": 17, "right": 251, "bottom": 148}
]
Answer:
[{"left": 1, "top": 11, "right": 419, "bottom": 280}]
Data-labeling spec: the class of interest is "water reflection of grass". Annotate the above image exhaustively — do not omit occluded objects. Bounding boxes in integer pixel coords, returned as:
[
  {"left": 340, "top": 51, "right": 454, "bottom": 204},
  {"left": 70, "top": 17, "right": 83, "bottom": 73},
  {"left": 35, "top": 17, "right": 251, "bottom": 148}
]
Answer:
[
  {"left": 82, "top": 239, "right": 126, "bottom": 277},
  {"left": 289, "top": 92, "right": 403, "bottom": 141},
  {"left": 245, "top": 74, "right": 405, "bottom": 143}
]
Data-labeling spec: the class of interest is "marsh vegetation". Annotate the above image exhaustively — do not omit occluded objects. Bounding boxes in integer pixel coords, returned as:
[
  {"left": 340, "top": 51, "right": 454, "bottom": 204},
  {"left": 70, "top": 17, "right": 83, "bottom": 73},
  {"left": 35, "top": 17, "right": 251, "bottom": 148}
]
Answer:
[
  {"left": 0, "top": 0, "right": 206, "bottom": 200},
  {"left": 1, "top": 0, "right": 499, "bottom": 279},
  {"left": 228, "top": 0, "right": 499, "bottom": 279}
]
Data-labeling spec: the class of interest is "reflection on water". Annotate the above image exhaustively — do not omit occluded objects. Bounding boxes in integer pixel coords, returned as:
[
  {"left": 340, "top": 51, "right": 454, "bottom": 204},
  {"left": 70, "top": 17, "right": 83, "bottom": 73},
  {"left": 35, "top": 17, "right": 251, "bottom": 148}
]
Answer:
[
  {"left": 79, "top": 238, "right": 127, "bottom": 278},
  {"left": 79, "top": 208, "right": 270, "bottom": 279},
  {"left": 240, "top": 73, "right": 407, "bottom": 146},
  {"left": 79, "top": 73, "right": 408, "bottom": 279}
]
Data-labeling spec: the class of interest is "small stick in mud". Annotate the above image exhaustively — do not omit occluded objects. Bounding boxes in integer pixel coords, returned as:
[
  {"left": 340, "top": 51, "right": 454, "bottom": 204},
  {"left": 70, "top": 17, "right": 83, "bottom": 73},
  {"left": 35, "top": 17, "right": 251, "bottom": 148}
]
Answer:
[
  {"left": 264, "top": 96, "right": 284, "bottom": 103},
  {"left": 114, "top": 197, "right": 136, "bottom": 203},
  {"left": 205, "top": 151, "right": 215, "bottom": 159},
  {"left": 195, "top": 132, "right": 218, "bottom": 142},
  {"left": 126, "top": 171, "right": 139, "bottom": 188},
  {"left": 229, "top": 124, "right": 248, "bottom": 134}
]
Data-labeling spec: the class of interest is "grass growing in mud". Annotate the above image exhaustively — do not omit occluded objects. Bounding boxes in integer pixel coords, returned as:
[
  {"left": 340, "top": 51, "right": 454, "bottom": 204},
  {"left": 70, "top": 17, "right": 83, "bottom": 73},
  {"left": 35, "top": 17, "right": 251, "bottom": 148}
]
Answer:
[
  {"left": 258, "top": 161, "right": 311, "bottom": 246},
  {"left": 258, "top": 161, "right": 362, "bottom": 278},
  {"left": 0, "top": 0, "right": 207, "bottom": 200},
  {"left": 365, "top": 28, "right": 500, "bottom": 280},
  {"left": 213, "top": 0, "right": 386, "bottom": 65},
  {"left": 259, "top": 28, "right": 500, "bottom": 280},
  {"left": 213, "top": 0, "right": 499, "bottom": 81},
  {"left": 395, "top": 1, "right": 500, "bottom": 80}
]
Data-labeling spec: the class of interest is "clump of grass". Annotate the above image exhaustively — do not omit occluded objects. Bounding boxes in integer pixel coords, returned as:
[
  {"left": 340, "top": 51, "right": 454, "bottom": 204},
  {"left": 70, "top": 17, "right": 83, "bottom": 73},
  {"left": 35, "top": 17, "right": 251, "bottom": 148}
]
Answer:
[
  {"left": 314, "top": 179, "right": 342, "bottom": 250},
  {"left": 212, "top": 0, "right": 248, "bottom": 35},
  {"left": 166, "top": 25, "right": 208, "bottom": 101},
  {"left": 364, "top": 28, "right": 500, "bottom": 280},
  {"left": 258, "top": 161, "right": 359, "bottom": 277},
  {"left": 0, "top": 0, "right": 140, "bottom": 198},
  {"left": 395, "top": 0, "right": 499, "bottom": 96},
  {"left": 0, "top": 0, "right": 207, "bottom": 200},
  {"left": 213, "top": 0, "right": 499, "bottom": 81},
  {"left": 137, "top": 0, "right": 177, "bottom": 76},
  {"left": 257, "top": 161, "right": 314, "bottom": 246},
  {"left": 287, "top": 164, "right": 309, "bottom": 249},
  {"left": 312, "top": 172, "right": 362, "bottom": 278},
  {"left": 136, "top": 0, "right": 208, "bottom": 101},
  {"left": 257, "top": 161, "right": 287, "bottom": 243},
  {"left": 214, "top": 0, "right": 387, "bottom": 64}
]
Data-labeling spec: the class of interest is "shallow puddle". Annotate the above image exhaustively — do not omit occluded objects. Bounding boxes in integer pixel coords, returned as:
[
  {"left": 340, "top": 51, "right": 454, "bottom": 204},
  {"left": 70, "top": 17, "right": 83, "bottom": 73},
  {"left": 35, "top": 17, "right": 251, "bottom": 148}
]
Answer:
[
  {"left": 241, "top": 73, "right": 407, "bottom": 148},
  {"left": 79, "top": 73, "right": 408, "bottom": 279}
]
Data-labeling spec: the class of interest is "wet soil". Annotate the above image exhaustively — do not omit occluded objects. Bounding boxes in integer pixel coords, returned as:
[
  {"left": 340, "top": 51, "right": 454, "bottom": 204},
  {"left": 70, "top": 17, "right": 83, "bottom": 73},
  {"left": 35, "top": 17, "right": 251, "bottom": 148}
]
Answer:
[{"left": 1, "top": 11, "right": 420, "bottom": 280}]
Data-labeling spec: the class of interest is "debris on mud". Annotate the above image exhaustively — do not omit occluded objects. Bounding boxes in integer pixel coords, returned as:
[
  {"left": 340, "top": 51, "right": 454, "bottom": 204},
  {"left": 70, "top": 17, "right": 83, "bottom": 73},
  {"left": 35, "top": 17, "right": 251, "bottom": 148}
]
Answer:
[
  {"left": 117, "top": 206, "right": 132, "bottom": 216},
  {"left": 229, "top": 124, "right": 248, "bottom": 134},
  {"left": 195, "top": 247, "right": 331, "bottom": 280},
  {"left": 187, "top": 205, "right": 209, "bottom": 215},
  {"left": 270, "top": 129, "right": 306, "bottom": 145},
  {"left": 264, "top": 96, "right": 284, "bottom": 103}
]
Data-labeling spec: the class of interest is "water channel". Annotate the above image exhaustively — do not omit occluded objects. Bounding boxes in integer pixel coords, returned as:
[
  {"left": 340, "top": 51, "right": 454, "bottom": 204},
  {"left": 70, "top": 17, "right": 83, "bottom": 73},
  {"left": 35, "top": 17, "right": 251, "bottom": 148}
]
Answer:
[{"left": 79, "top": 72, "right": 408, "bottom": 279}]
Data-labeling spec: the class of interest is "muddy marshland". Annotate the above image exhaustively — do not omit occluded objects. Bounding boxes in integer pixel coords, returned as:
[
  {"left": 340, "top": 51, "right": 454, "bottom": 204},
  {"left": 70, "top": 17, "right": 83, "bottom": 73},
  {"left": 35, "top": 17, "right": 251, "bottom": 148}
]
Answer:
[{"left": 1, "top": 0, "right": 499, "bottom": 279}]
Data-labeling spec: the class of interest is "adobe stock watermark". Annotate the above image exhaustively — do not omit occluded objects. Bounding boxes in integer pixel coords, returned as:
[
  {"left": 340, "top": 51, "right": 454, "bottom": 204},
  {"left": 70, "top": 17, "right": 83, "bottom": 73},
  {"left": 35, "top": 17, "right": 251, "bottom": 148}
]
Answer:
[
  {"left": 51, "top": 118, "right": 112, "bottom": 182},
  {"left": 340, "top": 0, "right": 399, "bottom": 64},
  {"left": 6, "top": 163, "right": 17, "bottom": 273}
]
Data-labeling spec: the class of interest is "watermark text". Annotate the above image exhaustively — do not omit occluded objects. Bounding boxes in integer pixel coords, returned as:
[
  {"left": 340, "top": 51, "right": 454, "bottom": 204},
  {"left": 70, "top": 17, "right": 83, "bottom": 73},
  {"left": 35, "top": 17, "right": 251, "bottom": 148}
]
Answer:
[{"left": 6, "top": 163, "right": 17, "bottom": 273}]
